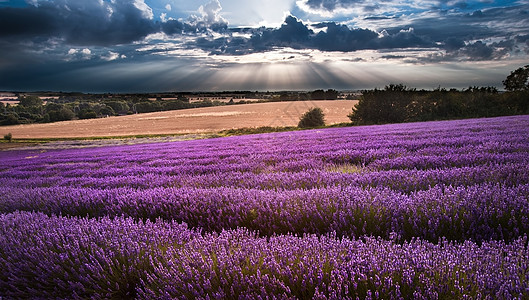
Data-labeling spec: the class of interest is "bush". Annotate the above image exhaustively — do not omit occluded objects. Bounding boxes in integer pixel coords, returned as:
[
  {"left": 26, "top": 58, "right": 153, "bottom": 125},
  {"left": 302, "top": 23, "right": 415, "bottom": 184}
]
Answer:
[
  {"left": 298, "top": 107, "right": 325, "bottom": 128},
  {"left": 78, "top": 110, "right": 97, "bottom": 119},
  {"left": 47, "top": 107, "right": 75, "bottom": 122},
  {"left": 1, "top": 114, "right": 20, "bottom": 125},
  {"left": 4, "top": 132, "right": 12, "bottom": 142}
]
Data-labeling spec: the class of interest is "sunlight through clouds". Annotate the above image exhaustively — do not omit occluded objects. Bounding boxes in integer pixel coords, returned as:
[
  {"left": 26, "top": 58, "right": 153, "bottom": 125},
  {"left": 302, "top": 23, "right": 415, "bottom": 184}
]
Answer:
[{"left": 0, "top": 0, "right": 527, "bottom": 91}]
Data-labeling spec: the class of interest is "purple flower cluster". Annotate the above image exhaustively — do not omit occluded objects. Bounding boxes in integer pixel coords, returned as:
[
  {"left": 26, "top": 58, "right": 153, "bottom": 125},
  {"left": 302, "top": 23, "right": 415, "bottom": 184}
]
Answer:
[
  {"left": 2, "top": 183, "right": 529, "bottom": 242},
  {"left": 1, "top": 212, "right": 528, "bottom": 299},
  {"left": 1, "top": 115, "right": 529, "bottom": 297}
]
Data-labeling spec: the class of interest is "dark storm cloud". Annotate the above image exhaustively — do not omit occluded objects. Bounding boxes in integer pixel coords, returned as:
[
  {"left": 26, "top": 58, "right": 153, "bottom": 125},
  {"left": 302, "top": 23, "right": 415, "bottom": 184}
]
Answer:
[
  {"left": 408, "top": 5, "right": 529, "bottom": 42},
  {"left": 1, "top": 0, "right": 526, "bottom": 57},
  {"left": 191, "top": 16, "right": 433, "bottom": 54},
  {"left": 0, "top": 0, "right": 233, "bottom": 46},
  {"left": 251, "top": 15, "right": 313, "bottom": 50},
  {"left": 181, "top": 9, "right": 526, "bottom": 64},
  {"left": 0, "top": 0, "right": 158, "bottom": 46},
  {"left": 312, "top": 22, "right": 378, "bottom": 51},
  {"left": 443, "top": 37, "right": 466, "bottom": 51},
  {"left": 461, "top": 41, "right": 494, "bottom": 60},
  {"left": 0, "top": 0, "right": 527, "bottom": 93},
  {"left": 0, "top": 6, "right": 56, "bottom": 38}
]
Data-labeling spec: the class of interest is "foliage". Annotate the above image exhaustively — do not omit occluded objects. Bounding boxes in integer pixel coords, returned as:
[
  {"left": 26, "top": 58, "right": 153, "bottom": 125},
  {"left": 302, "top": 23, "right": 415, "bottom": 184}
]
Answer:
[
  {"left": 46, "top": 106, "right": 75, "bottom": 122},
  {"left": 78, "top": 110, "right": 98, "bottom": 119},
  {"left": 1, "top": 114, "right": 19, "bottom": 125},
  {"left": 349, "top": 84, "right": 411, "bottom": 124},
  {"left": 18, "top": 95, "right": 43, "bottom": 107},
  {"left": 104, "top": 101, "right": 129, "bottom": 114},
  {"left": 310, "top": 89, "right": 339, "bottom": 100},
  {"left": 298, "top": 107, "right": 325, "bottom": 128},
  {"left": 503, "top": 65, "right": 529, "bottom": 91},
  {"left": 3, "top": 132, "right": 12, "bottom": 142},
  {"left": 349, "top": 84, "right": 528, "bottom": 125}
]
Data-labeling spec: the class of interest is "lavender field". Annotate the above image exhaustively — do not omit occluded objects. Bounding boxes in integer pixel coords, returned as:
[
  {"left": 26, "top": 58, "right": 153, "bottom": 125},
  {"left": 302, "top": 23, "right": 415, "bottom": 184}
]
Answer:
[{"left": 1, "top": 115, "right": 529, "bottom": 298}]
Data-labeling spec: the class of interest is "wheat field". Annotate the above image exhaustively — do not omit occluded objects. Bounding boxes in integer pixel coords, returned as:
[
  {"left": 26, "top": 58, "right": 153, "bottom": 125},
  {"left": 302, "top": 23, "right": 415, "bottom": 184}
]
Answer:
[{"left": 0, "top": 100, "right": 356, "bottom": 139}]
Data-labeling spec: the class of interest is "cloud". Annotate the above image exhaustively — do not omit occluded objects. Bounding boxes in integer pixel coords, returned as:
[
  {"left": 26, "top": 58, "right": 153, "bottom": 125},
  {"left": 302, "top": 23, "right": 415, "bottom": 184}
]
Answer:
[
  {"left": 187, "top": 0, "right": 228, "bottom": 31},
  {"left": 101, "top": 51, "right": 121, "bottom": 61},
  {"left": 295, "top": 0, "right": 512, "bottom": 18},
  {"left": 181, "top": 11, "right": 526, "bottom": 65},
  {"left": 160, "top": 0, "right": 228, "bottom": 34},
  {"left": 461, "top": 41, "right": 494, "bottom": 60},
  {"left": 65, "top": 47, "right": 92, "bottom": 61},
  {"left": 194, "top": 16, "right": 433, "bottom": 54},
  {"left": 0, "top": 0, "right": 157, "bottom": 46},
  {"left": 0, "top": 0, "right": 527, "bottom": 93},
  {"left": 295, "top": 0, "right": 436, "bottom": 18}
]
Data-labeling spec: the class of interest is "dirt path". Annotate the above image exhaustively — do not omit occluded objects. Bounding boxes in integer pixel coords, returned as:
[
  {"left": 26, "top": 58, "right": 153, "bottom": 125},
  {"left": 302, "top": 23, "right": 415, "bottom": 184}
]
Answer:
[{"left": 0, "top": 100, "right": 356, "bottom": 139}]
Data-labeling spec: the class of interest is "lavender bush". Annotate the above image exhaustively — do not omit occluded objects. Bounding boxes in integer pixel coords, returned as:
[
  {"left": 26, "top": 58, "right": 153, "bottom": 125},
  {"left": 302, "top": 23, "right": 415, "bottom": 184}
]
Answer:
[
  {"left": 1, "top": 212, "right": 528, "bottom": 299},
  {"left": 1, "top": 115, "right": 529, "bottom": 297}
]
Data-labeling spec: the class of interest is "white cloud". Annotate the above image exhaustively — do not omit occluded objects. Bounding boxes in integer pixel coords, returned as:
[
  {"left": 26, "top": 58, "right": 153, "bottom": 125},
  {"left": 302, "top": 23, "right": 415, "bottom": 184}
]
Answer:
[
  {"left": 65, "top": 48, "right": 91, "bottom": 61},
  {"left": 199, "top": 0, "right": 225, "bottom": 24},
  {"left": 219, "top": 0, "right": 296, "bottom": 27},
  {"left": 102, "top": 51, "right": 120, "bottom": 61},
  {"left": 81, "top": 48, "right": 92, "bottom": 59},
  {"left": 189, "top": 0, "right": 227, "bottom": 25},
  {"left": 165, "top": 4, "right": 172, "bottom": 11},
  {"left": 133, "top": 0, "right": 154, "bottom": 19}
]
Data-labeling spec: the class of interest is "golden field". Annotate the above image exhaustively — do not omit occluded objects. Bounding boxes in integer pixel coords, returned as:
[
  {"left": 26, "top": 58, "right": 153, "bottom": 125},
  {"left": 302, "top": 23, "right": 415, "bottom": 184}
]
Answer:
[{"left": 0, "top": 100, "right": 357, "bottom": 139}]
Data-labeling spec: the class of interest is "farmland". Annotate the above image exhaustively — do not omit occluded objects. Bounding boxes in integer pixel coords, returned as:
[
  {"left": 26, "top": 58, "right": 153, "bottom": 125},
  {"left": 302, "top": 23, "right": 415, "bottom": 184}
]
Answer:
[
  {"left": 0, "top": 100, "right": 355, "bottom": 139},
  {"left": 1, "top": 115, "right": 529, "bottom": 298}
]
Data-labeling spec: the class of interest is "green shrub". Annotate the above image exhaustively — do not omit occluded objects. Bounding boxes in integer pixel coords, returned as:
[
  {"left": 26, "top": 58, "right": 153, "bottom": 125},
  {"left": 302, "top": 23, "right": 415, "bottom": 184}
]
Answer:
[
  {"left": 298, "top": 107, "right": 325, "bottom": 128},
  {"left": 4, "top": 132, "right": 12, "bottom": 142}
]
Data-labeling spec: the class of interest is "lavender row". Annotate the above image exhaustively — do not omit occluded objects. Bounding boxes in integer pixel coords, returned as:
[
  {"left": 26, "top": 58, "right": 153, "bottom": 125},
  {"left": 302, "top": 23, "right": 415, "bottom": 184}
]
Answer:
[
  {"left": 2, "top": 117, "right": 528, "bottom": 176},
  {"left": 1, "top": 212, "right": 528, "bottom": 299},
  {"left": 3, "top": 135, "right": 528, "bottom": 174},
  {"left": 3, "top": 150, "right": 529, "bottom": 179},
  {"left": 3, "top": 183, "right": 529, "bottom": 242},
  {"left": 2, "top": 162, "right": 528, "bottom": 195}
]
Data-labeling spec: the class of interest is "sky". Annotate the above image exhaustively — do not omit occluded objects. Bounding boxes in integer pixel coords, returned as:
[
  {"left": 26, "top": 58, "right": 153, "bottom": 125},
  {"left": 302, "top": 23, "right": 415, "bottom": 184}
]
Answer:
[{"left": 0, "top": 0, "right": 528, "bottom": 92}]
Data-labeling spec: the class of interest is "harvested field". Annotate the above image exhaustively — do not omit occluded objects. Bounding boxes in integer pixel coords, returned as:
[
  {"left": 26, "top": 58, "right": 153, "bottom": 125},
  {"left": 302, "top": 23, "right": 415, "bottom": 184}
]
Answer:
[{"left": 0, "top": 100, "right": 356, "bottom": 139}]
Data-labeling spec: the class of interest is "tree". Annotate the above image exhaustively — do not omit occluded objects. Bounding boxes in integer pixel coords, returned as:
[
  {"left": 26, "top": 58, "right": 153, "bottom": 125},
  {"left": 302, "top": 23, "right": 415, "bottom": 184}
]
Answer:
[
  {"left": 47, "top": 107, "right": 75, "bottom": 122},
  {"left": 348, "top": 84, "right": 412, "bottom": 124},
  {"left": 1, "top": 114, "right": 19, "bottom": 125},
  {"left": 78, "top": 109, "right": 97, "bottom": 119},
  {"left": 503, "top": 65, "right": 529, "bottom": 91},
  {"left": 298, "top": 107, "right": 325, "bottom": 128},
  {"left": 99, "top": 105, "right": 115, "bottom": 116},
  {"left": 104, "top": 101, "right": 129, "bottom": 114},
  {"left": 310, "top": 89, "right": 338, "bottom": 100},
  {"left": 18, "top": 95, "right": 43, "bottom": 107}
]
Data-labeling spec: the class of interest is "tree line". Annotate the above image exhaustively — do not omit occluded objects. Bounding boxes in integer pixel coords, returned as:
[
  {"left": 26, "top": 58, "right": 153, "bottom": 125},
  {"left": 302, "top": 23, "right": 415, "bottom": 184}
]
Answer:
[
  {"left": 0, "top": 89, "right": 341, "bottom": 126},
  {"left": 348, "top": 66, "right": 529, "bottom": 125},
  {"left": 0, "top": 96, "right": 208, "bottom": 125}
]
